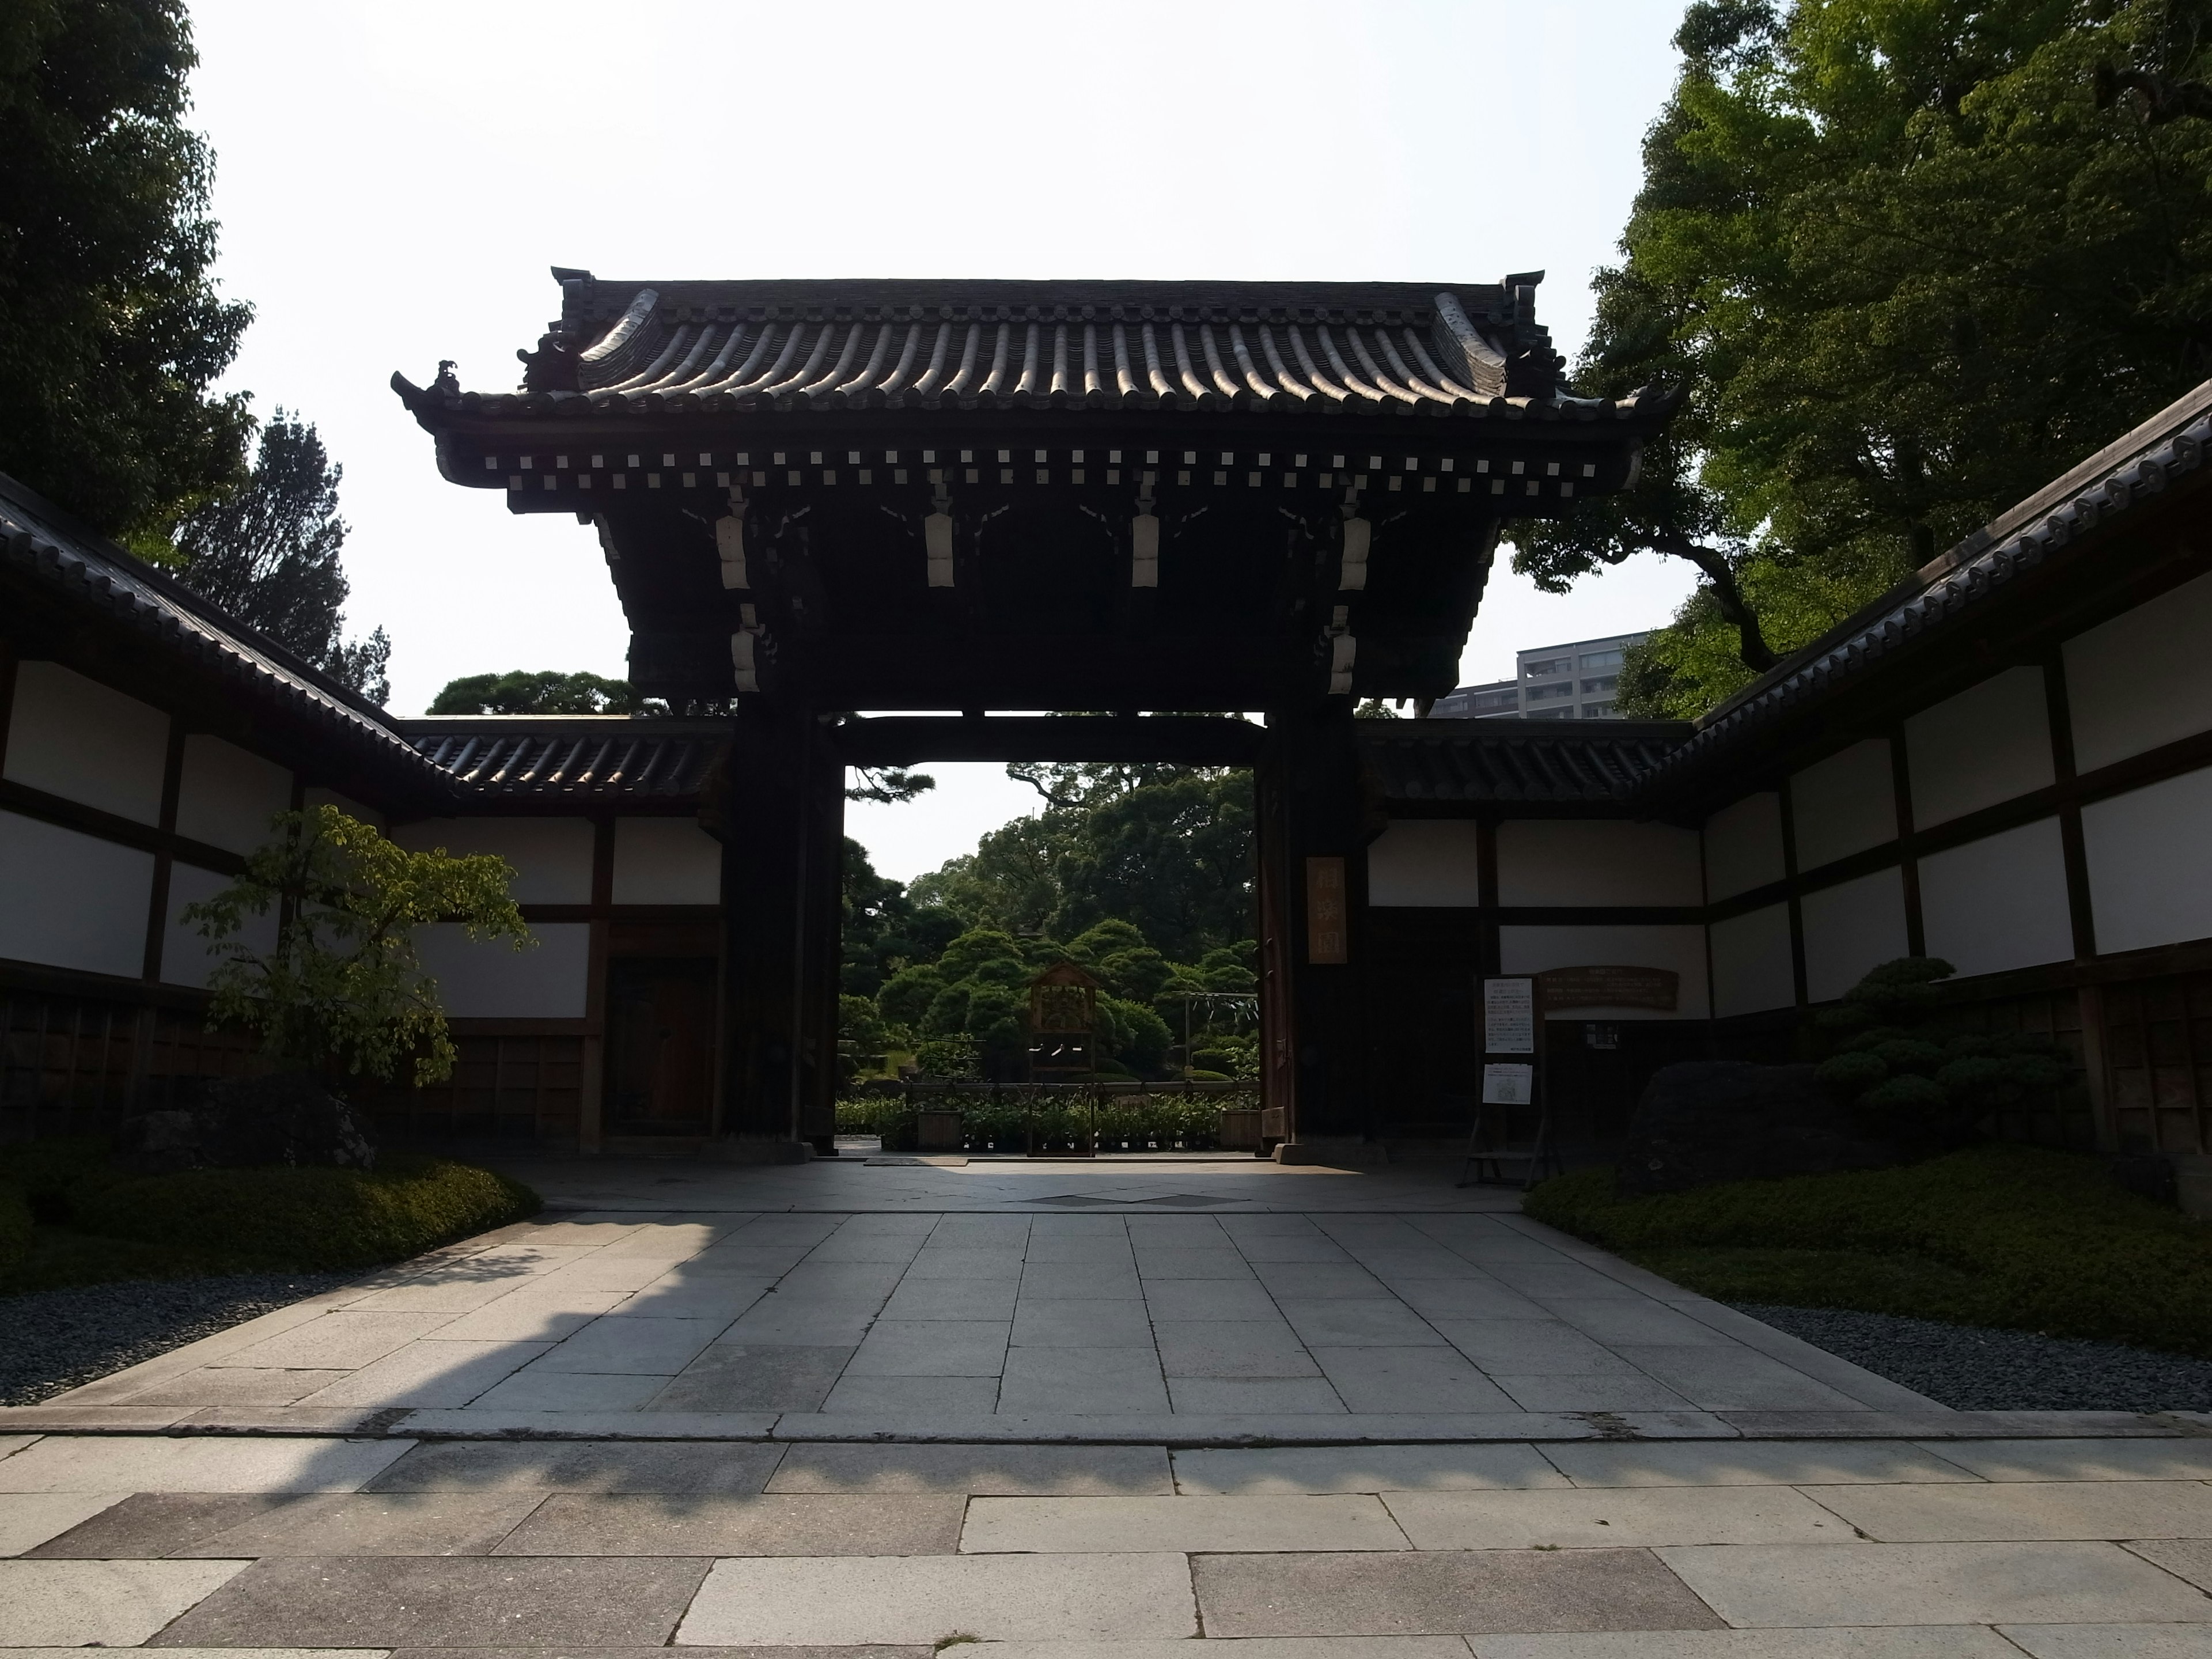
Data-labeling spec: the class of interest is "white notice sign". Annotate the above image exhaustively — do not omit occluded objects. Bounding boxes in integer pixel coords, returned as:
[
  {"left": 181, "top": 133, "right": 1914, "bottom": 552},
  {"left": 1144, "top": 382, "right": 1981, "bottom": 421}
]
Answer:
[
  {"left": 1482, "top": 976, "right": 1536, "bottom": 1054},
  {"left": 1482, "top": 1063, "right": 1535, "bottom": 1105}
]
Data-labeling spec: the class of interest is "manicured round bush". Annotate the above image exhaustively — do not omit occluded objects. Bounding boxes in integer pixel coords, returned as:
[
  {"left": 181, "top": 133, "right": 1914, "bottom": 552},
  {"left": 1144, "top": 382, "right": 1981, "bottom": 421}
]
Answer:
[{"left": 71, "top": 1156, "right": 539, "bottom": 1271}]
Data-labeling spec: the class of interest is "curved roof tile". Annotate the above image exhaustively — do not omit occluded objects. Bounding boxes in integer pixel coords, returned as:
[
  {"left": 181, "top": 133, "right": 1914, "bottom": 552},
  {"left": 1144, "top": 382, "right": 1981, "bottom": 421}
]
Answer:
[{"left": 406, "top": 274, "right": 1685, "bottom": 425}]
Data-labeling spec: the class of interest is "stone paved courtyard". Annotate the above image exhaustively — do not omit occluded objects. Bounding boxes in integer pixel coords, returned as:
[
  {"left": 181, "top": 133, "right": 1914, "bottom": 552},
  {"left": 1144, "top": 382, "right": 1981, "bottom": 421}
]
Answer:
[
  {"left": 10, "top": 1156, "right": 1942, "bottom": 1438},
  {"left": 7, "top": 1154, "right": 2212, "bottom": 1650}
]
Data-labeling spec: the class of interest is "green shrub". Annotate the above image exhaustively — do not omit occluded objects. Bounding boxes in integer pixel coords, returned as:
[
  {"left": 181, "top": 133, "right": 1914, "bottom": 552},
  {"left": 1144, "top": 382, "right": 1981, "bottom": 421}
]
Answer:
[
  {"left": 1810, "top": 956, "right": 2074, "bottom": 1145},
  {"left": 0, "top": 1183, "right": 31, "bottom": 1271},
  {"left": 1527, "top": 1144, "right": 2212, "bottom": 1356},
  {"left": 71, "top": 1156, "right": 539, "bottom": 1271},
  {"left": 0, "top": 1136, "right": 119, "bottom": 1222}
]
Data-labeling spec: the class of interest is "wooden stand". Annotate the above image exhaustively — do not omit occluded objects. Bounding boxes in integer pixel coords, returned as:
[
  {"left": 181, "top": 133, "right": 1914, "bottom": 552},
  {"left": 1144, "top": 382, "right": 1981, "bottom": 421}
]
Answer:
[{"left": 1458, "top": 975, "right": 1562, "bottom": 1190}]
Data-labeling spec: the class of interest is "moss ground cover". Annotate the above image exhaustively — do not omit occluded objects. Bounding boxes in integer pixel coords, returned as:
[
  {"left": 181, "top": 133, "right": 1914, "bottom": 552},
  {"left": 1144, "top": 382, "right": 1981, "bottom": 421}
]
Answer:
[{"left": 1526, "top": 1144, "right": 2212, "bottom": 1357}]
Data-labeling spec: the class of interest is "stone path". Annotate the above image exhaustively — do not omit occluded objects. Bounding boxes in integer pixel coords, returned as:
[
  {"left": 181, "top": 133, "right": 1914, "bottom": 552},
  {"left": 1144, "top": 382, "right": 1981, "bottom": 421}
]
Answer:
[
  {"left": 10, "top": 1154, "right": 2212, "bottom": 1648},
  {"left": 9, "top": 1430, "right": 2212, "bottom": 1650},
  {"left": 8, "top": 1157, "right": 1950, "bottom": 1440}
]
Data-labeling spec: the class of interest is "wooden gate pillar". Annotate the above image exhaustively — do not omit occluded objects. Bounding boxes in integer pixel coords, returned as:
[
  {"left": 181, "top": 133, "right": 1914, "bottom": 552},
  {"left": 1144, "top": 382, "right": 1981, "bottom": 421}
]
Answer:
[
  {"left": 1255, "top": 703, "right": 1373, "bottom": 1150},
  {"left": 716, "top": 699, "right": 844, "bottom": 1152}
]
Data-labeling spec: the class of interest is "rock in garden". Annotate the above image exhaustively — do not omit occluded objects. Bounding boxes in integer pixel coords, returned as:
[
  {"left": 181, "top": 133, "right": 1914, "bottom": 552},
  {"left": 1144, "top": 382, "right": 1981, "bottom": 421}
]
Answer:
[
  {"left": 117, "top": 1073, "right": 376, "bottom": 1173},
  {"left": 1619, "top": 1060, "right": 1891, "bottom": 1196}
]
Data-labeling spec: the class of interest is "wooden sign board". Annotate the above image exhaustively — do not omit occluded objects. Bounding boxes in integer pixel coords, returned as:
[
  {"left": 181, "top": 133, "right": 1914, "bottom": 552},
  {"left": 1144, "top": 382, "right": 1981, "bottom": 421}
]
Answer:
[
  {"left": 1537, "top": 965, "right": 1679, "bottom": 1012},
  {"left": 1482, "top": 976, "right": 1536, "bottom": 1054},
  {"left": 1305, "top": 857, "right": 1347, "bottom": 964}
]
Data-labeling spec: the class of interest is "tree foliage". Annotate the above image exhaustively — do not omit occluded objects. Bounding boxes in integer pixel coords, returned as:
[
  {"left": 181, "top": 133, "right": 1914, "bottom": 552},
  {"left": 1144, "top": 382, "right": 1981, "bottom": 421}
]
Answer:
[
  {"left": 175, "top": 412, "right": 389, "bottom": 704},
  {"left": 183, "top": 806, "right": 530, "bottom": 1086},
  {"left": 913, "top": 762, "right": 1253, "bottom": 964},
  {"left": 428, "top": 669, "right": 647, "bottom": 715},
  {"left": 0, "top": 0, "right": 254, "bottom": 543},
  {"left": 1521, "top": 0, "right": 2212, "bottom": 715},
  {"left": 1813, "top": 955, "right": 2073, "bottom": 1146}
]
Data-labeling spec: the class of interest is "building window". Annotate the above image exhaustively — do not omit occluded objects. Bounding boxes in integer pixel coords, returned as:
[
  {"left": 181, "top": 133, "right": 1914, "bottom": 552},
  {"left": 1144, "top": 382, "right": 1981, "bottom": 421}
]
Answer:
[
  {"left": 1582, "top": 700, "right": 1618, "bottom": 718},
  {"left": 1522, "top": 656, "right": 1572, "bottom": 679},
  {"left": 1525, "top": 682, "right": 1575, "bottom": 702},
  {"left": 1527, "top": 706, "right": 1574, "bottom": 719},
  {"left": 1579, "top": 649, "right": 1626, "bottom": 669},
  {"left": 1581, "top": 675, "right": 1618, "bottom": 694},
  {"left": 1469, "top": 690, "right": 1519, "bottom": 711}
]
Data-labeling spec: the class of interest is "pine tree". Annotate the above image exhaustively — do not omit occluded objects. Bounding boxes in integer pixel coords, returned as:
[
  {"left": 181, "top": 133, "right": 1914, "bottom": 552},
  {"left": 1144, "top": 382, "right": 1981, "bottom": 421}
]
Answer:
[{"left": 175, "top": 412, "right": 390, "bottom": 704}]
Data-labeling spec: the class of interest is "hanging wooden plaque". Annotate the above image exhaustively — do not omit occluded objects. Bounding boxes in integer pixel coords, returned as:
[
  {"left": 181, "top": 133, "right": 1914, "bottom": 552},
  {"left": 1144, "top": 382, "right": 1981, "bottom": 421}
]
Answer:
[
  {"left": 1538, "top": 965, "right": 1680, "bottom": 1012},
  {"left": 1305, "top": 856, "right": 1347, "bottom": 964}
]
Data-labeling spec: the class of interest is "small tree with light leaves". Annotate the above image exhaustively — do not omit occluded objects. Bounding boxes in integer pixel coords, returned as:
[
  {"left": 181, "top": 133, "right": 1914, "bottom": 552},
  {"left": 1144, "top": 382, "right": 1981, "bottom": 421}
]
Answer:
[{"left": 184, "top": 806, "right": 532, "bottom": 1086}]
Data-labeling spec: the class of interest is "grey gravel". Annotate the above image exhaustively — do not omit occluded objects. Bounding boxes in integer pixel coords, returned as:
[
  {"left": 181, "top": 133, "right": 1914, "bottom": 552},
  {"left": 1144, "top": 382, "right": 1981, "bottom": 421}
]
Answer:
[
  {"left": 1737, "top": 1301, "right": 2212, "bottom": 1411},
  {"left": 0, "top": 1272, "right": 355, "bottom": 1405}
]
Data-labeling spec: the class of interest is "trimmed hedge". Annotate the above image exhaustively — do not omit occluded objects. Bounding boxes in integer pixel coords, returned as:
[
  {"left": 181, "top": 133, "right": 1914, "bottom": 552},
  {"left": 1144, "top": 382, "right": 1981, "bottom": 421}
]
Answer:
[
  {"left": 0, "top": 1184, "right": 29, "bottom": 1272},
  {"left": 1525, "top": 1144, "right": 2212, "bottom": 1358},
  {"left": 70, "top": 1156, "right": 540, "bottom": 1271},
  {"left": 0, "top": 1137, "right": 119, "bottom": 1222}
]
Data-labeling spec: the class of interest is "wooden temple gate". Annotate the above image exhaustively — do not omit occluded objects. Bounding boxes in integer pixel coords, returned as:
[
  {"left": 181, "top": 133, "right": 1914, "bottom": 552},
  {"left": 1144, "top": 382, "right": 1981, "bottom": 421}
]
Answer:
[{"left": 396, "top": 274, "right": 1672, "bottom": 1156}]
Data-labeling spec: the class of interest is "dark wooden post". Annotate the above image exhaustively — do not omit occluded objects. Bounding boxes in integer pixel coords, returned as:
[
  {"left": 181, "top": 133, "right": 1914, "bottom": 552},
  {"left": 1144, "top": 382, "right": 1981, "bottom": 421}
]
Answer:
[
  {"left": 1255, "top": 702, "right": 1372, "bottom": 1154},
  {"left": 797, "top": 717, "right": 846, "bottom": 1156},
  {"left": 717, "top": 698, "right": 842, "bottom": 1153}
]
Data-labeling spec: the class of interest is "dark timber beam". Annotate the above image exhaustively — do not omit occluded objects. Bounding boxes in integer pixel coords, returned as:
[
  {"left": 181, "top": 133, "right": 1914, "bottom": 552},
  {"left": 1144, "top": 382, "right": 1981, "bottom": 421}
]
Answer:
[{"left": 835, "top": 715, "right": 1266, "bottom": 767}]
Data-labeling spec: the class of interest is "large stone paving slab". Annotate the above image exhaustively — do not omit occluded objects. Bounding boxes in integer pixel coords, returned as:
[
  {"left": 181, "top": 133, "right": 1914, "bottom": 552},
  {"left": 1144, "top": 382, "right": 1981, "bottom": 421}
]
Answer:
[
  {"left": 1192, "top": 1547, "right": 1729, "bottom": 1637},
  {"left": 0, "top": 1558, "right": 249, "bottom": 1645},
  {"left": 1658, "top": 1541, "right": 2212, "bottom": 1627},
  {"left": 676, "top": 1552, "right": 1198, "bottom": 1643},
  {"left": 151, "top": 1555, "right": 714, "bottom": 1647}
]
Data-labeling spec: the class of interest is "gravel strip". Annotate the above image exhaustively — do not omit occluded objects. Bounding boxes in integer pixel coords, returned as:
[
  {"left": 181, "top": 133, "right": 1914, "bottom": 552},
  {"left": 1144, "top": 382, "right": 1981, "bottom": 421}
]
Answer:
[
  {"left": 1737, "top": 1301, "right": 2212, "bottom": 1411},
  {"left": 0, "top": 1272, "right": 356, "bottom": 1406}
]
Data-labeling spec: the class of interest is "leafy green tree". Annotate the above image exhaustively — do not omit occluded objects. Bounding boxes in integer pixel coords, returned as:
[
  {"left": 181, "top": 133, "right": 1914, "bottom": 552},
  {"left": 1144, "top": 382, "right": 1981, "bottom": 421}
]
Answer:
[
  {"left": 911, "top": 763, "right": 1252, "bottom": 963},
  {"left": 175, "top": 412, "right": 389, "bottom": 704},
  {"left": 428, "top": 669, "right": 646, "bottom": 715},
  {"left": 184, "top": 806, "right": 531, "bottom": 1086},
  {"left": 1, "top": 0, "right": 255, "bottom": 544},
  {"left": 1521, "top": 0, "right": 2212, "bottom": 715},
  {"left": 840, "top": 837, "right": 961, "bottom": 999}
]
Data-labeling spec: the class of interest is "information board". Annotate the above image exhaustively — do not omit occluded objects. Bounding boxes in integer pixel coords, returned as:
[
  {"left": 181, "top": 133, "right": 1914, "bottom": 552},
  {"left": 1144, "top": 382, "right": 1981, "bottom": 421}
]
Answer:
[
  {"left": 1481, "top": 1063, "right": 1534, "bottom": 1105},
  {"left": 1482, "top": 976, "right": 1536, "bottom": 1054},
  {"left": 1537, "top": 964, "right": 1680, "bottom": 1012}
]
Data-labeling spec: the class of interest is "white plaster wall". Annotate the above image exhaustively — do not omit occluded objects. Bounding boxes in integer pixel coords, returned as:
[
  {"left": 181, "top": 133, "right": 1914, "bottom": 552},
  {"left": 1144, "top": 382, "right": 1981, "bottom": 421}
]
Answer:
[
  {"left": 1495, "top": 820, "right": 1703, "bottom": 907},
  {"left": 1498, "top": 923, "right": 1710, "bottom": 1019},
  {"left": 2065, "top": 567, "right": 2212, "bottom": 772},
  {"left": 392, "top": 817, "right": 594, "bottom": 904},
  {"left": 2082, "top": 765, "right": 2212, "bottom": 955},
  {"left": 1905, "top": 666, "right": 2055, "bottom": 828},
  {"left": 0, "top": 809, "right": 152, "bottom": 978},
  {"left": 1801, "top": 865, "right": 1911, "bottom": 1002},
  {"left": 1790, "top": 738, "right": 1897, "bottom": 870},
  {"left": 1366, "top": 821, "right": 1483, "bottom": 907},
  {"left": 414, "top": 921, "right": 590, "bottom": 1018},
  {"left": 304, "top": 786, "right": 383, "bottom": 831},
  {"left": 1917, "top": 818, "right": 2073, "bottom": 980},
  {"left": 3, "top": 662, "right": 168, "bottom": 825},
  {"left": 161, "top": 862, "right": 281, "bottom": 990},
  {"left": 1709, "top": 903, "right": 1795, "bottom": 1018},
  {"left": 175, "top": 735, "right": 293, "bottom": 854},
  {"left": 613, "top": 817, "right": 723, "bottom": 904},
  {"left": 1704, "top": 793, "right": 1785, "bottom": 901}
]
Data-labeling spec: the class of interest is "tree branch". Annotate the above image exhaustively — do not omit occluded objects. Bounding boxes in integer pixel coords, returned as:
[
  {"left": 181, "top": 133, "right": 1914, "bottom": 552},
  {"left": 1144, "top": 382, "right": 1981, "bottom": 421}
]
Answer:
[{"left": 1651, "top": 527, "right": 1779, "bottom": 673}]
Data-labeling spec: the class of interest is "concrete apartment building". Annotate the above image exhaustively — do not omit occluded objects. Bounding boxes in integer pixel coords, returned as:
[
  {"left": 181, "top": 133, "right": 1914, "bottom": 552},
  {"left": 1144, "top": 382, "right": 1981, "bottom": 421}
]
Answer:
[{"left": 1436, "top": 630, "right": 1647, "bottom": 719}]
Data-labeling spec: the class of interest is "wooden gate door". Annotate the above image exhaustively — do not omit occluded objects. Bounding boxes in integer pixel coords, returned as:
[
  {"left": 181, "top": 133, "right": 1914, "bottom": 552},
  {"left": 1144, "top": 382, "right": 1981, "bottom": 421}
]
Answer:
[{"left": 606, "top": 956, "right": 718, "bottom": 1134}]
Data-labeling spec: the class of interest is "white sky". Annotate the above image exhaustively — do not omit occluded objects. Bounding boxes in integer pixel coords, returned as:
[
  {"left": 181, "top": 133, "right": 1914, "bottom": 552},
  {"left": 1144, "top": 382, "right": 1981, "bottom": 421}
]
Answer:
[{"left": 187, "top": 0, "right": 1696, "bottom": 882}]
